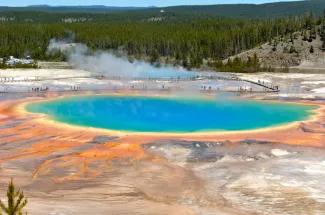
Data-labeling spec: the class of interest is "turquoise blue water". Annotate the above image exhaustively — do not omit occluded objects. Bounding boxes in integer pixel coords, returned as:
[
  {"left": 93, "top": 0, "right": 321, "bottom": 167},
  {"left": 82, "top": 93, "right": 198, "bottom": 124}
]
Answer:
[
  {"left": 135, "top": 66, "right": 197, "bottom": 78},
  {"left": 26, "top": 96, "right": 316, "bottom": 133}
]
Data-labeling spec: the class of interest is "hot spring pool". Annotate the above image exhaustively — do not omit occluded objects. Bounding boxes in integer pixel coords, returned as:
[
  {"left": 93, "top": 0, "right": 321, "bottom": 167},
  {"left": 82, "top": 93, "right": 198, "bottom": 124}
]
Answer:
[{"left": 26, "top": 95, "right": 316, "bottom": 133}]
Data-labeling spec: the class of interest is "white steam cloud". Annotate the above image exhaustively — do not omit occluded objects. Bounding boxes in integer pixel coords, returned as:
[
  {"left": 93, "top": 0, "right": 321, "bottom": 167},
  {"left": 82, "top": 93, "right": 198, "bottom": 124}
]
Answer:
[{"left": 47, "top": 39, "right": 193, "bottom": 78}]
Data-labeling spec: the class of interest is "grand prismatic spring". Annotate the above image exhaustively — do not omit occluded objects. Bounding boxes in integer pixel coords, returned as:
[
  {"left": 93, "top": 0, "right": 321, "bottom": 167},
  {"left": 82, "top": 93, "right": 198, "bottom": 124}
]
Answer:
[
  {"left": 2, "top": 69, "right": 325, "bottom": 215},
  {"left": 26, "top": 95, "right": 316, "bottom": 133}
]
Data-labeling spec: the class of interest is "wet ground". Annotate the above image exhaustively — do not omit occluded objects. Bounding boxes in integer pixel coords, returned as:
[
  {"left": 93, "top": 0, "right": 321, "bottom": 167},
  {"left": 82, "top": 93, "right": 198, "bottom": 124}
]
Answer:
[{"left": 1, "top": 126, "right": 325, "bottom": 215}]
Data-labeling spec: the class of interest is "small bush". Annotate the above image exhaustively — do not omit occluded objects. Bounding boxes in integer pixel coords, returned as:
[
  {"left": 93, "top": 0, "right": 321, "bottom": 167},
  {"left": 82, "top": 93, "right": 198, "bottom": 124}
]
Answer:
[{"left": 310, "top": 45, "right": 315, "bottom": 53}]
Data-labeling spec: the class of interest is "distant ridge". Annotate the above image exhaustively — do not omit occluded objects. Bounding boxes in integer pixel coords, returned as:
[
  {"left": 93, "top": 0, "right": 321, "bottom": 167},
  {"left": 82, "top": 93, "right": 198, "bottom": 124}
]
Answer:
[
  {"left": 0, "top": 5, "right": 150, "bottom": 13},
  {"left": 26, "top": 5, "right": 51, "bottom": 7},
  {"left": 0, "top": 0, "right": 324, "bottom": 18},
  {"left": 26, "top": 5, "right": 153, "bottom": 9}
]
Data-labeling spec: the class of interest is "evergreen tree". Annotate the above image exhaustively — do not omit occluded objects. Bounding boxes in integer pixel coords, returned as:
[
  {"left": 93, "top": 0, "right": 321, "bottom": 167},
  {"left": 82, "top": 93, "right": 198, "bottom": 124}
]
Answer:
[
  {"left": 182, "top": 55, "right": 188, "bottom": 68},
  {"left": 310, "top": 45, "right": 315, "bottom": 53},
  {"left": 310, "top": 28, "right": 317, "bottom": 40},
  {"left": 247, "top": 56, "right": 253, "bottom": 68},
  {"left": 283, "top": 46, "right": 289, "bottom": 53},
  {"left": 290, "top": 45, "right": 296, "bottom": 54},
  {"left": 272, "top": 38, "right": 278, "bottom": 51},
  {"left": 150, "top": 49, "right": 160, "bottom": 63},
  {"left": 0, "top": 178, "right": 28, "bottom": 215},
  {"left": 303, "top": 30, "right": 308, "bottom": 41},
  {"left": 253, "top": 53, "right": 259, "bottom": 70}
]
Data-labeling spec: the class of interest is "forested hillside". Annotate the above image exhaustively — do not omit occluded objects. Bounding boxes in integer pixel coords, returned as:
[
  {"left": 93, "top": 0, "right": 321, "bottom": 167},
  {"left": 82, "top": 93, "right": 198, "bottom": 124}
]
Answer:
[
  {"left": 136, "top": 0, "right": 325, "bottom": 19},
  {"left": 1, "top": 13, "right": 323, "bottom": 68}
]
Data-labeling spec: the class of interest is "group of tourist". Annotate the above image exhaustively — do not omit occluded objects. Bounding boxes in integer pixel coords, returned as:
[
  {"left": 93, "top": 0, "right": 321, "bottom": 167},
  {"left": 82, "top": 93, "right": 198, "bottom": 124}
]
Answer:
[
  {"left": 128, "top": 84, "right": 170, "bottom": 90},
  {"left": 238, "top": 87, "right": 253, "bottom": 92},
  {"left": 257, "top": 80, "right": 279, "bottom": 91},
  {"left": 29, "top": 87, "right": 49, "bottom": 92},
  {"left": 71, "top": 86, "right": 81, "bottom": 91},
  {"left": 201, "top": 86, "right": 213, "bottom": 90},
  {"left": 258, "top": 80, "right": 265, "bottom": 85},
  {"left": 272, "top": 85, "right": 279, "bottom": 91},
  {"left": 27, "top": 85, "right": 83, "bottom": 93}
]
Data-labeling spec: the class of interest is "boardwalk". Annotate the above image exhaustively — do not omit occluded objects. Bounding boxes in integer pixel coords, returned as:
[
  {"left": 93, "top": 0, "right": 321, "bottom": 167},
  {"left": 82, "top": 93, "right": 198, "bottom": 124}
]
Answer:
[
  {"left": 0, "top": 74, "right": 280, "bottom": 93},
  {"left": 96, "top": 76, "right": 280, "bottom": 92},
  {"left": 96, "top": 75, "right": 279, "bottom": 92}
]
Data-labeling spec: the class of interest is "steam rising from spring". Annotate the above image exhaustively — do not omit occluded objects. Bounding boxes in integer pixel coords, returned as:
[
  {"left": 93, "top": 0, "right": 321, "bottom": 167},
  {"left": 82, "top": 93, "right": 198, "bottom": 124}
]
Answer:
[{"left": 47, "top": 39, "right": 192, "bottom": 78}]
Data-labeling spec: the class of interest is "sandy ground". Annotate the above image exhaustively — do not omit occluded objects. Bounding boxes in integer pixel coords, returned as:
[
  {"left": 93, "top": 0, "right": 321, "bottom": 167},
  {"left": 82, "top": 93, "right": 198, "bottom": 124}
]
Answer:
[
  {"left": 1, "top": 69, "right": 325, "bottom": 214},
  {"left": 0, "top": 68, "right": 92, "bottom": 78}
]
